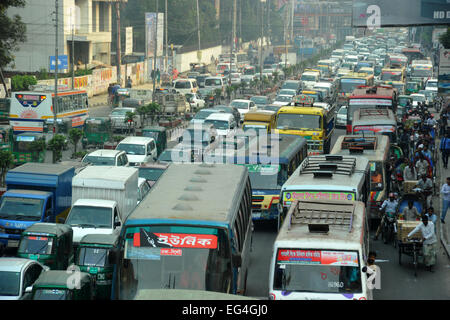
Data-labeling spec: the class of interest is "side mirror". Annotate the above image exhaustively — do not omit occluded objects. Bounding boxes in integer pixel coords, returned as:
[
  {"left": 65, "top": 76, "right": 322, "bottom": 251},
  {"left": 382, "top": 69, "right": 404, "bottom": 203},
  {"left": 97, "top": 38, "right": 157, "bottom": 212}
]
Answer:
[
  {"left": 25, "top": 286, "right": 33, "bottom": 294},
  {"left": 114, "top": 221, "right": 121, "bottom": 228},
  {"left": 108, "top": 248, "right": 119, "bottom": 265},
  {"left": 232, "top": 252, "right": 242, "bottom": 268},
  {"left": 58, "top": 218, "right": 65, "bottom": 224}
]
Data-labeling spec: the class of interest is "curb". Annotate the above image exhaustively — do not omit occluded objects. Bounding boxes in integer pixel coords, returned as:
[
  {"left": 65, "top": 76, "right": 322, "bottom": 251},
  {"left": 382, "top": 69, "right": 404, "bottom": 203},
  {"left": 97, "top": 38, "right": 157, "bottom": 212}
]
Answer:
[{"left": 437, "top": 139, "right": 450, "bottom": 259}]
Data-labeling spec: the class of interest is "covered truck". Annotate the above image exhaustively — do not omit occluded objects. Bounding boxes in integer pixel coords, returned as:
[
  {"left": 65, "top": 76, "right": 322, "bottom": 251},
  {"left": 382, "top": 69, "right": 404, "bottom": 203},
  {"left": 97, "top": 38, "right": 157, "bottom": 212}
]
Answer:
[
  {"left": 64, "top": 166, "right": 138, "bottom": 248},
  {"left": 0, "top": 163, "right": 75, "bottom": 249}
]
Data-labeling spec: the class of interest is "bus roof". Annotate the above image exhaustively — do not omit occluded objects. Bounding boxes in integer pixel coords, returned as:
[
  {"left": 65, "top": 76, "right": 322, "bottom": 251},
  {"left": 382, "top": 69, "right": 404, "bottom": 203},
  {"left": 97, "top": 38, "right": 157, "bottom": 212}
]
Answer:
[
  {"left": 282, "top": 155, "right": 369, "bottom": 193},
  {"left": 350, "top": 85, "right": 396, "bottom": 98},
  {"left": 330, "top": 135, "right": 390, "bottom": 162},
  {"left": 275, "top": 199, "right": 365, "bottom": 249},
  {"left": 125, "top": 164, "right": 248, "bottom": 225},
  {"left": 278, "top": 106, "right": 326, "bottom": 115},
  {"left": 352, "top": 108, "right": 396, "bottom": 127},
  {"left": 243, "top": 110, "right": 275, "bottom": 122}
]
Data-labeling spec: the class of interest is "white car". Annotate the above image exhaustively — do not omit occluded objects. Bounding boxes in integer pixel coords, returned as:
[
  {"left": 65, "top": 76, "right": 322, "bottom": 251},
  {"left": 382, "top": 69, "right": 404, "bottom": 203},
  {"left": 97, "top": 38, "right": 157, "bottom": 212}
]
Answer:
[
  {"left": 272, "top": 95, "right": 293, "bottom": 106},
  {"left": 425, "top": 78, "right": 438, "bottom": 93},
  {"left": 336, "top": 105, "right": 347, "bottom": 128},
  {"left": 185, "top": 93, "right": 205, "bottom": 110},
  {"left": 115, "top": 136, "right": 158, "bottom": 166},
  {"left": 0, "top": 258, "right": 47, "bottom": 300},
  {"left": 230, "top": 72, "right": 242, "bottom": 85},
  {"left": 204, "top": 113, "right": 237, "bottom": 137},
  {"left": 410, "top": 93, "right": 426, "bottom": 107},
  {"left": 278, "top": 89, "right": 297, "bottom": 97},
  {"left": 82, "top": 149, "right": 129, "bottom": 167},
  {"left": 230, "top": 99, "right": 256, "bottom": 120}
]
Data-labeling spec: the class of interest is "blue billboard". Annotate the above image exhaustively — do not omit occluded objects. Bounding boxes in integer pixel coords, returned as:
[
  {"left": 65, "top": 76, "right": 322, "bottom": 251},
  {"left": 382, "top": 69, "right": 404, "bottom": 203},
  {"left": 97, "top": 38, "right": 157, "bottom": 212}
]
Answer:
[{"left": 49, "top": 55, "right": 68, "bottom": 71}]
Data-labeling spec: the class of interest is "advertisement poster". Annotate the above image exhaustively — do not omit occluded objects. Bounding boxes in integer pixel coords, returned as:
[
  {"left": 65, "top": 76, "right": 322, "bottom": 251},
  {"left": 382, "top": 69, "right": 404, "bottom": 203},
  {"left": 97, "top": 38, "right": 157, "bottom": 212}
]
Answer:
[
  {"left": 145, "top": 12, "right": 164, "bottom": 58},
  {"left": 277, "top": 249, "right": 359, "bottom": 266},
  {"left": 283, "top": 191, "right": 355, "bottom": 206}
]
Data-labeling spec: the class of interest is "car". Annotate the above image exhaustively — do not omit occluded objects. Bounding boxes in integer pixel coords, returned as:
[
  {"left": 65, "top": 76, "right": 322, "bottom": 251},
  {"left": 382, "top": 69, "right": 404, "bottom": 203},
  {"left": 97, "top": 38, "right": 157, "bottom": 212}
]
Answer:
[
  {"left": 190, "top": 108, "right": 222, "bottom": 125},
  {"left": 137, "top": 177, "right": 151, "bottom": 205},
  {"left": 115, "top": 136, "right": 158, "bottom": 166},
  {"left": 336, "top": 105, "right": 347, "bottom": 128},
  {"left": 229, "top": 72, "right": 242, "bottom": 85},
  {"left": 278, "top": 89, "right": 297, "bottom": 97},
  {"left": 250, "top": 96, "right": 271, "bottom": 107},
  {"left": 0, "top": 258, "right": 47, "bottom": 300},
  {"left": 82, "top": 149, "right": 129, "bottom": 166},
  {"left": 213, "top": 105, "right": 241, "bottom": 125},
  {"left": 204, "top": 112, "right": 237, "bottom": 137},
  {"left": 425, "top": 78, "right": 438, "bottom": 93},
  {"left": 138, "top": 162, "right": 169, "bottom": 187},
  {"left": 281, "top": 80, "right": 302, "bottom": 93},
  {"left": 230, "top": 99, "right": 256, "bottom": 121},
  {"left": 258, "top": 104, "right": 282, "bottom": 113},
  {"left": 109, "top": 107, "right": 142, "bottom": 133},
  {"left": 185, "top": 93, "right": 205, "bottom": 110},
  {"left": 272, "top": 94, "right": 293, "bottom": 106},
  {"left": 195, "top": 74, "right": 211, "bottom": 88}
]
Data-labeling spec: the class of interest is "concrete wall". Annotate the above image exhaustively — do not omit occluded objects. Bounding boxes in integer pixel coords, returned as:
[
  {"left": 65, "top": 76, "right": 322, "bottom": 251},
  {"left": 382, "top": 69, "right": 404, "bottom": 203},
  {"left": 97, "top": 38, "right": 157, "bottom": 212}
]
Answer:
[{"left": 175, "top": 46, "right": 223, "bottom": 73}]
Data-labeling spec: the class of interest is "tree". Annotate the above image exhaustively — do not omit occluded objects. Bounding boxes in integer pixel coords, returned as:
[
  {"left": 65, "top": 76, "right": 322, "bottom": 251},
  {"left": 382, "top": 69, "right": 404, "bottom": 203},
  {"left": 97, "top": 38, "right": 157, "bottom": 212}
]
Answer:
[
  {"left": 124, "top": 111, "right": 136, "bottom": 134},
  {"left": 146, "top": 102, "right": 160, "bottom": 125},
  {"left": 29, "top": 139, "right": 46, "bottom": 162},
  {"left": 68, "top": 128, "right": 83, "bottom": 156},
  {"left": 0, "top": 149, "right": 13, "bottom": 186},
  {"left": 0, "top": 0, "right": 27, "bottom": 93},
  {"left": 439, "top": 27, "right": 450, "bottom": 49},
  {"left": 47, "top": 134, "right": 66, "bottom": 163}
]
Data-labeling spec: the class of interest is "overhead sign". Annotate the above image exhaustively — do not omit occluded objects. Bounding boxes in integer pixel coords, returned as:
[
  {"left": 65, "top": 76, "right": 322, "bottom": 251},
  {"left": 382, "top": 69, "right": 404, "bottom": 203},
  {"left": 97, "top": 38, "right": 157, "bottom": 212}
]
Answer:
[
  {"left": 125, "top": 27, "right": 133, "bottom": 55},
  {"left": 352, "top": 0, "right": 450, "bottom": 27},
  {"left": 49, "top": 55, "right": 68, "bottom": 71}
]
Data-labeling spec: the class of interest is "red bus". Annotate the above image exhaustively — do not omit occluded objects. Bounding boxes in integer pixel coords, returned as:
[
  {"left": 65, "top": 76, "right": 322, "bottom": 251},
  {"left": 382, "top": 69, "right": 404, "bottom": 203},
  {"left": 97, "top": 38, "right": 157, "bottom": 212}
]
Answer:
[{"left": 346, "top": 85, "right": 398, "bottom": 133}]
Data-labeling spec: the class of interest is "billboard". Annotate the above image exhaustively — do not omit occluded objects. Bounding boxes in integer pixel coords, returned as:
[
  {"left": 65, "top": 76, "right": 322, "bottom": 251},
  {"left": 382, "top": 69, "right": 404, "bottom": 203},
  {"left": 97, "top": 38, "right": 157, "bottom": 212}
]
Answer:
[
  {"left": 125, "top": 27, "right": 133, "bottom": 55},
  {"left": 439, "top": 49, "right": 450, "bottom": 96},
  {"left": 49, "top": 55, "right": 68, "bottom": 71},
  {"left": 352, "top": 0, "right": 450, "bottom": 28},
  {"left": 145, "top": 12, "right": 164, "bottom": 58}
]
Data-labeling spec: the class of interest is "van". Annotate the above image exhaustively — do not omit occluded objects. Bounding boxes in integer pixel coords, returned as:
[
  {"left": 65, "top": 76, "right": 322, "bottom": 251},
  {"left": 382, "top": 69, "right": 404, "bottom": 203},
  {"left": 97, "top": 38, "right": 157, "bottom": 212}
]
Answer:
[
  {"left": 116, "top": 136, "right": 158, "bottom": 166},
  {"left": 242, "top": 110, "right": 277, "bottom": 134},
  {"left": 300, "top": 71, "right": 320, "bottom": 89},
  {"left": 173, "top": 78, "right": 198, "bottom": 94},
  {"left": 204, "top": 112, "right": 237, "bottom": 137},
  {"left": 204, "top": 77, "right": 225, "bottom": 97}
]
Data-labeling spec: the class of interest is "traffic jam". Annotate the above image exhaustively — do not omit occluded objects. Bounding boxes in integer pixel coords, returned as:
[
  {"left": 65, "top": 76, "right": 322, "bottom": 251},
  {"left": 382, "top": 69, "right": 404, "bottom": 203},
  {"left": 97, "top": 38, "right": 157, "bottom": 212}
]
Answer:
[{"left": 0, "top": 4, "right": 449, "bottom": 303}]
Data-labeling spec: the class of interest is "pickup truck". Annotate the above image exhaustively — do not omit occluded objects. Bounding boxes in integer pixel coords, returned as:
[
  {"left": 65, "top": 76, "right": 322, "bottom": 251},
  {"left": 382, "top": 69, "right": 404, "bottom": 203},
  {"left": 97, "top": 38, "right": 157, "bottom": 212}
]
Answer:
[
  {"left": 0, "top": 163, "right": 74, "bottom": 249},
  {"left": 63, "top": 166, "right": 138, "bottom": 249}
]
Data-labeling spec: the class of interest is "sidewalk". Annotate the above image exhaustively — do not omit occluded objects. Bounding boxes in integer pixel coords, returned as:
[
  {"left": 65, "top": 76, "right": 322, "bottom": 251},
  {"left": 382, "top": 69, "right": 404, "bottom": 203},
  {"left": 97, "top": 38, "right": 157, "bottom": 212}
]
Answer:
[
  {"left": 89, "top": 82, "right": 155, "bottom": 108},
  {"left": 437, "top": 146, "right": 450, "bottom": 258}
]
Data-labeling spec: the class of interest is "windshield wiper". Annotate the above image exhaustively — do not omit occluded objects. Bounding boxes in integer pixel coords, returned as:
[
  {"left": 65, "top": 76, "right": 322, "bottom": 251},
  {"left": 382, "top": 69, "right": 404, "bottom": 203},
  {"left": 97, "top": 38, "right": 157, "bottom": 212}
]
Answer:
[
  {"left": 96, "top": 224, "right": 112, "bottom": 228},
  {"left": 73, "top": 224, "right": 97, "bottom": 228},
  {"left": 14, "top": 215, "right": 41, "bottom": 221},
  {"left": 0, "top": 214, "right": 14, "bottom": 219}
]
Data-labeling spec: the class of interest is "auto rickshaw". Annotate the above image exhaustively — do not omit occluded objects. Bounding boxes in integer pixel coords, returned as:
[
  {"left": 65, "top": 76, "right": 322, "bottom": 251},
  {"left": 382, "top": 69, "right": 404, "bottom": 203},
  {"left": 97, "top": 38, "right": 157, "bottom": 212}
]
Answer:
[
  {"left": 82, "top": 117, "right": 112, "bottom": 148},
  {"left": 141, "top": 126, "right": 167, "bottom": 157},
  {"left": 17, "top": 223, "right": 74, "bottom": 270},
  {"left": 27, "top": 270, "right": 94, "bottom": 300},
  {"left": 76, "top": 234, "right": 119, "bottom": 300},
  {"left": 405, "top": 81, "right": 421, "bottom": 95}
]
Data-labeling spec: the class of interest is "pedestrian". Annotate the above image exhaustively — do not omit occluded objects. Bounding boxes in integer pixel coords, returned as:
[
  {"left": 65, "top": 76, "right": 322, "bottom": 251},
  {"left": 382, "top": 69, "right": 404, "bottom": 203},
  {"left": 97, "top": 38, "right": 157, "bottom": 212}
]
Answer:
[
  {"left": 107, "top": 83, "right": 113, "bottom": 105},
  {"left": 407, "top": 215, "right": 437, "bottom": 272},
  {"left": 126, "top": 76, "right": 132, "bottom": 88},
  {"left": 401, "top": 200, "right": 420, "bottom": 221},
  {"left": 440, "top": 177, "right": 450, "bottom": 224},
  {"left": 417, "top": 174, "right": 433, "bottom": 209},
  {"left": 156, "top": 68, "right": 161, "bottom": 85},
  {"left": 403, "top": 160, "right": 417, "bottom": 181},
  {"left": 415, "top": 154, "right": 429, "bottom": 178},
  {"left": 440, "top": 132, "right": 450, "bottom": 169},
  {"left": 425, "top": 207, "right": 438, "bottom": 233}
]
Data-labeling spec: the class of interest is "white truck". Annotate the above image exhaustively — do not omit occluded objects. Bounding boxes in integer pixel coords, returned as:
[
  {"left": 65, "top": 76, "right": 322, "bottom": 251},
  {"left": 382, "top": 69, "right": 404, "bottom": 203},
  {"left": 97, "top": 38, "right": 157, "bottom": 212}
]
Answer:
[{"left": 64, "top": 166, "right": 138, "bottom": 247}]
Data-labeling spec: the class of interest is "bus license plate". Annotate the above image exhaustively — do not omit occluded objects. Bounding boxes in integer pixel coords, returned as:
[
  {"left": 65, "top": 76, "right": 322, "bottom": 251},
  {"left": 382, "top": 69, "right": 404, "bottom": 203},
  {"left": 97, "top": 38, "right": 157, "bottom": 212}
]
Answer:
[{"left": 8, "top": 240, "right": 19, "bottom": 248}]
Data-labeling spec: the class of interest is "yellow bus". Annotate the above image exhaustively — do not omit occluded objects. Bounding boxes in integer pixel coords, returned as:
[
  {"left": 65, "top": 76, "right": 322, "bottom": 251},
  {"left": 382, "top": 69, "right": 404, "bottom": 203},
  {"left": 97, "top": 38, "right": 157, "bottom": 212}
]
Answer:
[
  {"left": 380, "top": 66, "right": 406, "bottom": 84},
  {"left": 338, "top": 73, "right": 374, "bottom": 105},
  {"left": 274, "top": 95, "right": 335, "bottom": 155}
]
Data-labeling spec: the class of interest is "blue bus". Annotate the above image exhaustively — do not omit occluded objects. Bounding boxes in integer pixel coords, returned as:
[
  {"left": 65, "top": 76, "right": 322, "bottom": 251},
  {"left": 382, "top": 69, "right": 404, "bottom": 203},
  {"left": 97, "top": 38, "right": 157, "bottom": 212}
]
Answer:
[{"left": 110, "top": 163, "right": 253, "bottom": 298}]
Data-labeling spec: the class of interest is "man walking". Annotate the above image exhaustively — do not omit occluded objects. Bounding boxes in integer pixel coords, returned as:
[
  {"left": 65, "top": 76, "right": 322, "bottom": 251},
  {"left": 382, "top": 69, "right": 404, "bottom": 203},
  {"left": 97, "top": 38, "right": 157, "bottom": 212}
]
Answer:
[
  {"left": 440, "top": 132, "right": 450, "bottom": 169},
  {"left": 440, "top": 177, "right": 450, "bottom": 224}
]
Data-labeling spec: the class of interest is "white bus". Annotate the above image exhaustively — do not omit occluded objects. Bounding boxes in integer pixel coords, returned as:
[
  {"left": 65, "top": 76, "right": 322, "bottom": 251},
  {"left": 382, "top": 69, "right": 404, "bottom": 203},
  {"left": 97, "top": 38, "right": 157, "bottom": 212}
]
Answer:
[
  {"left": 269, "top": 199, "right": 372, "bottom": 300},
  {"left": 279, "top": 155, "right": 370, "bottom": 229},
  {"left": 10, "top": 90, "right": 88, "bottom": 134}
]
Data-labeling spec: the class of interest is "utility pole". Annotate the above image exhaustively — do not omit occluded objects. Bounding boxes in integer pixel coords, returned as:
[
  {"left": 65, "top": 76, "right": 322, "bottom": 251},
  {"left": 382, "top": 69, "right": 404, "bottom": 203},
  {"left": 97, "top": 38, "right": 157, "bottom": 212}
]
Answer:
[
  {"left": 239, "top": 0, "right": 242, "bottom": 50},
  {"left": 54, "top": 0, "right": 59, "bottom": 134},
  {"left": 165, "top": 0, "right": 168, "bottom": 73},
  {"left": 71, "top": 25, "right": 75, "bottom": 90},
  {"left": 196, "top": 0, "right": 201, "bottom": 57},
  {"left": 115, "top": 1, "right": 122, "bottom": 87},
  {"left": 267, "top": 0, "right": 270, "bottom": 46},
  {"left": 232, "top": 0, "right": 237, "bottom": 52},
  {"left": 259, "top": 0, "right": 265, "bottom": 95},
  {"left": 152, "top": 0, "right": 159, "bottom": 101}
]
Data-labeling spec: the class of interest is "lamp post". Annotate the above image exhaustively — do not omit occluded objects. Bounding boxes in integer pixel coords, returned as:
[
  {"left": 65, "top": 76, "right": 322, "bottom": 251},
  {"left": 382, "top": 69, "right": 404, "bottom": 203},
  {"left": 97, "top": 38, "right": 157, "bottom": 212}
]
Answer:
[{"left": 259, "top": 0, "right": 266, "bottom": 95}]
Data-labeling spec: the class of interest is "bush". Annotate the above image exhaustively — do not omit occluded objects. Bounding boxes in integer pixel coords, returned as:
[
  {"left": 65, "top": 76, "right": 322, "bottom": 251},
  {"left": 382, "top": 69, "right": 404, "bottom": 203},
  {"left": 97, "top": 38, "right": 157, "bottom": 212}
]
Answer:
[
  {"left": 74, "top": 69, "right": 93, "bottom": 77},
  {"left": 11, "top": 75, "right": 37, "bottom": 91}
]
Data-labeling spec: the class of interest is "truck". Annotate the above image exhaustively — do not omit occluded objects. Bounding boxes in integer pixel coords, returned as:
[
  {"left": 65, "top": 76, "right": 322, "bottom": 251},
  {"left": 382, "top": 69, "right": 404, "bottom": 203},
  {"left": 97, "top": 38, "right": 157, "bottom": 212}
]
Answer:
[
  {"left": 0, "top": 163, "right": 75, "bottom": 249},
  {"left": 63, "top": 166, "right": 138, "bottom": 248},
  {"left": 153, "top": 91, "right": 190, "bottom": 115}
]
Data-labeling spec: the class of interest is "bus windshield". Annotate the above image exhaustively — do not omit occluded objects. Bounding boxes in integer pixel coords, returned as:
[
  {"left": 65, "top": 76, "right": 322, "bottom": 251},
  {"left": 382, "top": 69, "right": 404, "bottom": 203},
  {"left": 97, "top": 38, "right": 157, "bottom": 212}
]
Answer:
[
  {"left": 272, "top": 249, "right": 362, "bottom": 294},
  {"left": 118, "top": 225, "right": 232, "bottom": 299},
  {"left": 411, "top": 67, "right": 432, "bottom": 78},
  {"left": 33, "top": 289, "right": 70, "bottom": 300},
  {"left": 340, "top": 79, "right": 366, "bottom": 93},
  {"left": 276, "top": 114, "right": 322, "bottom": 131},
  {"left": 244, "top": 164, "right": 282, "bottom": 189},
  {"left": 381, "top": 71, "right": 402, "bottom": 81},
  {"left": 78, "top": 247, "right": 110, "bottom": 267}
]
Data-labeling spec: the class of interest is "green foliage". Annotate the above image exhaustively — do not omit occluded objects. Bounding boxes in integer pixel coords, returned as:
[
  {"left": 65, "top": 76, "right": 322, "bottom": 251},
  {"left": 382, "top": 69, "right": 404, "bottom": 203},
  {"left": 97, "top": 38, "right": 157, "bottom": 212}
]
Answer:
[
  {"left": 11, "top": 75, "right": 37, "bottom": 91},
  {"left": 0, "top": 0, "right": 26, "bottom": 68},
  {"left": 74, "top": 69, "right": 92, "bottom": 76},
  {"left": 68, "top": 128, "right": 83, "bottom": 154},
  {"left": 72, "top": 150, "right": 88, "bottom": 159},
  {"left": 47, "top": 134, "right": 66, "bottom": 163},
  {"left": 0, "top": 150, "right": 14, "bottom": 186},
  {"left": 439, "top": 27, "right": 450, "bottom": 49},
  {"left": 29, "top": 139, "right": 46, "bottom": 162},
  {"left": 113, "top": 135, "right": 125, "bottom": 142},
  {"left": 36, "top": 68, "right": 50, "bottom": 80}
]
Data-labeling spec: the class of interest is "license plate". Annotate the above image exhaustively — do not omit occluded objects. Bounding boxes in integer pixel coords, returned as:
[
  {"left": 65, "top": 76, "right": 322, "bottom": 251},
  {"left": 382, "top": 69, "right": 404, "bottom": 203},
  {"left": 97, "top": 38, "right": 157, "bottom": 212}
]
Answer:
[
  {"left": 252, "top": 212, "right": 261, "bottom": 219},
  {"left": 7, "top": 240, "right": 19, "bottom": 248}
]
